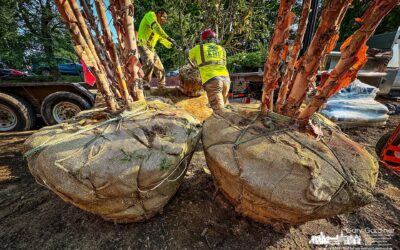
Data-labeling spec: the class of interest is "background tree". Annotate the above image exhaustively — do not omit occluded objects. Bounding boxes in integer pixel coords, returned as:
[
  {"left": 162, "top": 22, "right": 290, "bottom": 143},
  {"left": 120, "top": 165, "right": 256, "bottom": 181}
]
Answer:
[
  {"left": 16, "top": 0, "right": 76, "bottom": 77},
  {"left": 134, "top": 0, "right": 280, "bottom": 71},
  {"left": 0, "top": 0, "right": 29, "bottom": 69},
  {"left": 339, "top": 0, "right": 400, "bottom": 41},
  {"left": 2, "top": 0, "right": 397, "bottom": 75}
]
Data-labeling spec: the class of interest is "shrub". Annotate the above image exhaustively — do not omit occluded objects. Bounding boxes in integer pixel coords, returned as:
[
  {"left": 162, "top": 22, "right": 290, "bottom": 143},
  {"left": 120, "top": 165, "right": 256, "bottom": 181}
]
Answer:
[{"left": 227, "top": 50, "right": 267, "bottom": 73}]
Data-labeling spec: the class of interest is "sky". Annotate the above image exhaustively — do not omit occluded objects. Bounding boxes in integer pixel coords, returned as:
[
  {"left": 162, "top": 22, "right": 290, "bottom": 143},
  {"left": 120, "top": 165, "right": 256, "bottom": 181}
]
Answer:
[{"left": 83, "top": 0, "right": 118, "bottom": 41}]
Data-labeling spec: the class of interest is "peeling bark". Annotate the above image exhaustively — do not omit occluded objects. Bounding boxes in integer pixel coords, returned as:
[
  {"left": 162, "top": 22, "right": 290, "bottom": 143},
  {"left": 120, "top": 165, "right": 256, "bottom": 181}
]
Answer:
[
  {"left": 55, "top": 0, "right": 118, "bottom": 112},
  {"left": 261, "top": 0, "right": 296, "bottom": 113},
  {"left": 275, "top": 0, "right": 312, "bottom": 113},
  {"left": 298, "top": 0, "right": 399, "bottom": 125},
  {"left": 282, "top": 0, "right": 352, "bottom": 117},
  {"left": 94, "top": 0, "right": 133, "bottom": 108},
  {"left": 118, "top": 0, "right": 145, "bottom": 101},
  {"left": 79, "top": 0, "right": 119, "bottom": 96}
]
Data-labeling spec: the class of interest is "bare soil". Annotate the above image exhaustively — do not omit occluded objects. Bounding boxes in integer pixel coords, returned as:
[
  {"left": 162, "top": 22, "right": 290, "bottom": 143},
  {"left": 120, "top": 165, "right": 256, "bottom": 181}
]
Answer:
[{"left": 0, "top": 107, "right": 399, "bottom": 249}]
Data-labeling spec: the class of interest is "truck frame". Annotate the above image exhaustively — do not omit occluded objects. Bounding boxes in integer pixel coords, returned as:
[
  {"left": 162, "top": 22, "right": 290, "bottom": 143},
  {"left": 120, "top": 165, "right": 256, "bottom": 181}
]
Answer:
[{"left": 0, "top": 82, "right": 95, "bottom": 132}]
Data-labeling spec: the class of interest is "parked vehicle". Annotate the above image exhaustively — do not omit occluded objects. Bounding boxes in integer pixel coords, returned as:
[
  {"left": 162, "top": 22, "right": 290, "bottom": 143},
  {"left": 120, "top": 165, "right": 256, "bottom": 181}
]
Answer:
[
  {"left": 0, "top": 62, "right": 28, "bottom": 78},
  {"left": 166, "top": 69, "right": 179, "bottom": 77},
  {"left": 32, "top": 57, "right": 83, "bottom": 76},
  {"left": 0, "top": 82, "right": 95, "bottom": 132},
  {"left": 229, "top": 28, "right": 400, "bottom": 100},
  {"left": 323, "top": 27, "right": 400, "bottom": 97}
]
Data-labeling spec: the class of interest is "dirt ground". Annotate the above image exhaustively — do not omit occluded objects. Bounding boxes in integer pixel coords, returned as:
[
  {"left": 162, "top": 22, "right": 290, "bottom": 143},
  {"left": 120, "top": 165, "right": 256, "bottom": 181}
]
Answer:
[{"left": 0, "top": 101, "right": 399, "bottom": 249}]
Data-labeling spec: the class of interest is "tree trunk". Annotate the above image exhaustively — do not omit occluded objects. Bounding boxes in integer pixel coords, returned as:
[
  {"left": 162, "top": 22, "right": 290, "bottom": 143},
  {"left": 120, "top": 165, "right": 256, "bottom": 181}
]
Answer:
[
  {"left": 282, "top": 0, "right": 352, "bottom": 117},
  {"left": 298, "top": 0, "right": 399, "bottom": 125},
  {"left": 275, "top": 0, "right": 312, "bottom": 113},
  {"left": 42, "top": 0, "right": 60, "bottom": 79},
  {"left": 261, "top": 0, "right": 296, "bottom": 113},
  {"left": 42, "top": 38, "right": 59, "bottom": 79},
  {"left": 79, "top": 0, "right": 119, "bottom": 95},
  {"left": 55, "top": 0, "right": 118, "bottom": 112},
  {"left": 117, "top": 0, "right": 145, "bottom": 102},
  {"left": 94, "top": 0, "right": 134, "bottom": 108}
]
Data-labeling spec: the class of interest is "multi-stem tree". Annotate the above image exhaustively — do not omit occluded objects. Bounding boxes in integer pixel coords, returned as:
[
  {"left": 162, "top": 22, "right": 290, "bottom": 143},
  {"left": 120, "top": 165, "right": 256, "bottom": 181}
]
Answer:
[
  {"left": 55, "top": 0, "right": 144, "bottom": 112},
  {"left": 261, "top": 0, "right": 398, "bottom": 130}
]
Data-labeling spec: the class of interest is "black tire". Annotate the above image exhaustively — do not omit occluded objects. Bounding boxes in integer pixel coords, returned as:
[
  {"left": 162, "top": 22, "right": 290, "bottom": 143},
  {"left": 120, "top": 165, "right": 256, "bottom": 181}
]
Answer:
[
  {"left": 40, "top": 91, "right": 91, "bottom": 125},
  {"left": 0, "top": 92, "right": 36, "bottom": 132}
]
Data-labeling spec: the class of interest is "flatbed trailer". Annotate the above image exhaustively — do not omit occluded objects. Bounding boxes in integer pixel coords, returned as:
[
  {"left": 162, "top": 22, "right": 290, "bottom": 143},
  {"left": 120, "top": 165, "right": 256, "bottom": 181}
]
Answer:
[{"left": 0, "top": 82, "right": 95, "bottom": 132}]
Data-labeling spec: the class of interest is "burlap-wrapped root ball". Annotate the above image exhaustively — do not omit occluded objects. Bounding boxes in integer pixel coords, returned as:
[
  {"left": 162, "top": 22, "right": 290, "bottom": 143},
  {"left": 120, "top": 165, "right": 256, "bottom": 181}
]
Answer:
[
  {"left": 179, "top": 64, "right": 204, "bottom": 97},
  {"left": 24, "top": 101, "right": 202, "bottom": 223},
  {"left": 202, "top": 110, "right": 378, "bottom": 224}
]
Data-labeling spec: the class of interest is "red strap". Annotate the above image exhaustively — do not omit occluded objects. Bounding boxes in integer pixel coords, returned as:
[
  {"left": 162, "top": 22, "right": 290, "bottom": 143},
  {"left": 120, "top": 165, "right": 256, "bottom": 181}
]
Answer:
[{"left": 81, "top": 60, "right": 96, "bottom": 86}]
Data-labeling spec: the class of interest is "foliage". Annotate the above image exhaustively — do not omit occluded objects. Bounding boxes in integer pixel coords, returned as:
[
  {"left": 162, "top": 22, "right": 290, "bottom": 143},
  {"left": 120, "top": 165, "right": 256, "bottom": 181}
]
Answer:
[
  {"left": 0, "top": 0, "right": 29, "bottom": 69},
  {"left": 227, "top": 50, "right": 267, "bottom": 73},
  {"left": 134, "top": 0, "right": 280, "bottom": 70},
  {"left": 0, "top": 0, "right": 76, "bottom": 74},
  {"left": 339, "top": 0, "right": 400, "bottom": 41},
  {"left": 1, "top": 0, "right": 398, "bottom": 74}
]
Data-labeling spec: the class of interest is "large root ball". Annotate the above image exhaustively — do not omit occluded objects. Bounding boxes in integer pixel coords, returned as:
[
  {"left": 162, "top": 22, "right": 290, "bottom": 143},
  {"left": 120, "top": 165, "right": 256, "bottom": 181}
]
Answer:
[
  {"left": 179, "top": 64, "right": 204, "bottom": 97},
  {"left": 24, "top": 101, "right": 202, "bottom": 223},
  {"left": 202, "top": 110, "right": 378, "bottom": 224}
]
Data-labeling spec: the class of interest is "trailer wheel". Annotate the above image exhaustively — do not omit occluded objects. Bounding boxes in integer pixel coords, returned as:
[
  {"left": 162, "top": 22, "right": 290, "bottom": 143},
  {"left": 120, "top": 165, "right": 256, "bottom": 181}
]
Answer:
[
  {"left": 0, "top": 92, "right": 36, "bottom": 132},
  {"left": 41, "top": 91, "right": 91, "bottom": 125}
]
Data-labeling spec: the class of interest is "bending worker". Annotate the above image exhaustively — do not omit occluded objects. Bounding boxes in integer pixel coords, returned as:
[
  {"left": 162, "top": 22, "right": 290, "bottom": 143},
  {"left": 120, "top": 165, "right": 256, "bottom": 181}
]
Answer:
[
  {"left": 138, "top": 8, "right": 176, "bottom": 89},
  {"left": 188, "top": 28, "right": 231, "bottom": 113}
]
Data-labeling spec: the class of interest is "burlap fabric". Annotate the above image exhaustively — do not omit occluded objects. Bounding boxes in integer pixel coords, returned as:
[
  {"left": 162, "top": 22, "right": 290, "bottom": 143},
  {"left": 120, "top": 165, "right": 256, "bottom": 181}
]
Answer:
[
  {"left": 202, "top": 109, "right": 378, "bottom": 224},
  {"left": 24, "top": 101, "right": 201, "bottom": 223}
]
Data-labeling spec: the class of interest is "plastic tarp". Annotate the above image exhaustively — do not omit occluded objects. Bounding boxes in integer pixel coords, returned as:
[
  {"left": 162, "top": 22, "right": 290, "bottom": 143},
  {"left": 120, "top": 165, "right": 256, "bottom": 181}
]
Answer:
[{"left": 321, "top": 79, "right": 389, "bottom": 126}]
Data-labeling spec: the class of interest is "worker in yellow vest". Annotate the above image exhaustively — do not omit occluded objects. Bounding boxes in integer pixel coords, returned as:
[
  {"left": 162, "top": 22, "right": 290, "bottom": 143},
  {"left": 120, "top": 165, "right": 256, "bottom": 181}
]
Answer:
[
  {"left": 138, "top": 9, "right": 176, "bottom": 89},
  {"left": 188, "top": 28, "right": 230, "bottom": 113}
]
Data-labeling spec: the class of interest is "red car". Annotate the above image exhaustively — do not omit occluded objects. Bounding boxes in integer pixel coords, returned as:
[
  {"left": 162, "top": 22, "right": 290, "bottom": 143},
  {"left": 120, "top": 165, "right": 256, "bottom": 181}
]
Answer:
[{"left": 0, "top": 62, "right": 28, "bottom": 78}]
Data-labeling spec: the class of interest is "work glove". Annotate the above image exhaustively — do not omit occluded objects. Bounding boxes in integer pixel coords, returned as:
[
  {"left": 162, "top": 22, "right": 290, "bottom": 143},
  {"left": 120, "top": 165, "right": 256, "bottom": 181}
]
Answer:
[{"left": 168, "top": 37, "right": 177, "bottom": 48}]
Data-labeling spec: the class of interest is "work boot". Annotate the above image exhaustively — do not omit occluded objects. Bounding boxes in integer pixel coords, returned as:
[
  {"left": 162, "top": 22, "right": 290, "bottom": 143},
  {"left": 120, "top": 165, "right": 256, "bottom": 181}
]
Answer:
[{"left": 143, "top": 83, "right": 151, "bottom": 90}]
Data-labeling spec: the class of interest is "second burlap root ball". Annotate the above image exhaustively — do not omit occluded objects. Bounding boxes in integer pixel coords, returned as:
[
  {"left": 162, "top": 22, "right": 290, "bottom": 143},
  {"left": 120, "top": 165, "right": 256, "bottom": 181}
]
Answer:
[
  {"left": 24, "top": 101, "right": 202, "bottom": 223},
  {"left": 202, "top": 110, "right": 378, "bottom": 224}
]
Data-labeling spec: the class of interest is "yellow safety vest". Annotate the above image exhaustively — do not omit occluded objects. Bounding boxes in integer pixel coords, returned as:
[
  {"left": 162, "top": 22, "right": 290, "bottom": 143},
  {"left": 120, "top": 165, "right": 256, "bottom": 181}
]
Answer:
[
  {"left": 188, "top": 43, "right": 229, "bottom": 84},
  {"left": 137, "top": 11, "right": 172, "bottom": 50}
]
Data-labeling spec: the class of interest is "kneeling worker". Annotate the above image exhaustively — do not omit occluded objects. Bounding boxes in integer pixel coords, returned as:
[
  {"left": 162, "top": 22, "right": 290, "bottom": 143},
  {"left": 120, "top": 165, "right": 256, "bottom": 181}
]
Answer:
[
  {"left": 188, "top": 28, "right": 231, "bottom": 113},
  {"left": 138, "top": 8, "right": 177, "bottom": 89}
]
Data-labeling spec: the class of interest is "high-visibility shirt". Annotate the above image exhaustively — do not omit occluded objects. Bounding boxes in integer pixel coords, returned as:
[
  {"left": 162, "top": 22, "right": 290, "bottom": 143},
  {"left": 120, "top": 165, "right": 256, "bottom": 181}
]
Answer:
[
  {"left": 138, "top": 11, "right": 172, "bottom": 50},
  {"left": 189, "top": 43, "right": 229, "bottom": 84}
]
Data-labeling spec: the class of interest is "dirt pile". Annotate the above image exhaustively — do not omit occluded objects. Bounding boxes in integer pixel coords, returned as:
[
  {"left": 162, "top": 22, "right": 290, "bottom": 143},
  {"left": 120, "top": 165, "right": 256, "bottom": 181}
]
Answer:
[{"left": 23, "top": 100, "right": 202, "bottom": 223}]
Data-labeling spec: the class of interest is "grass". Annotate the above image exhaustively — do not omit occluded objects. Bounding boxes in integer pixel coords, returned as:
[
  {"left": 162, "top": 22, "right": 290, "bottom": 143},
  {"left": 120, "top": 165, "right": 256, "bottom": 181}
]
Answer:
[
  {"left": 159, "top": 157, "right": 173, "bottom": 171},
  {"left": 186, "top": 126, "right": 196, "bottom": 136},
  {"left": 120, "top": 149, "right": 146, "bottom": 162}
]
